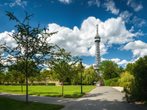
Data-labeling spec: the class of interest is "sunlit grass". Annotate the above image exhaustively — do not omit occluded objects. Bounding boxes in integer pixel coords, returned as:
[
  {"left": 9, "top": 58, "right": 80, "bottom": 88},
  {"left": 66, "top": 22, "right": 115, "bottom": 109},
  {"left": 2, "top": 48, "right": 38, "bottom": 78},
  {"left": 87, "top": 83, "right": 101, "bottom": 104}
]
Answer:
[{"left": 0, "top": 85, "right": 95, "bottom": 98}]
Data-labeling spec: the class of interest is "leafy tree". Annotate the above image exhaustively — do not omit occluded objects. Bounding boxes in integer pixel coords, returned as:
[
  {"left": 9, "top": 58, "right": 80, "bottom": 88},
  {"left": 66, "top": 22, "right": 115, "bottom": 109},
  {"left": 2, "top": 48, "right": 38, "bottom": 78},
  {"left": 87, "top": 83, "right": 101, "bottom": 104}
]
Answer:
[
  {"left": 9, "top": 60, "right": 39, "bottom": 77},
  {"left": 125, "top": 63, "right": 134, "bottom": 74},
  {"left": 6, "top": 12, "right": 56, "bottom": 102},
  {"left": 40, "top": 70, "right": 52, "bottom": 85},
  {"left": 49, "top": 48, "right": 79, "bottom": 96},
  {"left": 131, "top": 56, "right": 147, "bottom": 101},
  {"left": 100, "top": 60, "right": 120, "bottom": 80},
  {"left": 119, "top": 71, "right": 134, "bottom": 89},
  {"left": 0, "top": 72, "right": 5, "bottom": 84},
  {"left": 4, "top": 71, "right": 14, "bottom": 84},
  {"left": 83, "top": 66, "right": 97, "bottom": 85},
  {"left": 0, "top": 44, "right": 5, "bottom": 83},
  {"left": 71, "top": 62, "right": 85, "bottom": 85}
]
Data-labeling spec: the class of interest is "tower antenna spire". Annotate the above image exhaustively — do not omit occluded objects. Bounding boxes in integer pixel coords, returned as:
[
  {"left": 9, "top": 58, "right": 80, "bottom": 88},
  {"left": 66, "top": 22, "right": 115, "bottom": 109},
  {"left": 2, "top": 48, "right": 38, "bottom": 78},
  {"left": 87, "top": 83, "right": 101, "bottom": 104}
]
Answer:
[{"left": 96, "top": 24, "right": 98, "bottom": 36}]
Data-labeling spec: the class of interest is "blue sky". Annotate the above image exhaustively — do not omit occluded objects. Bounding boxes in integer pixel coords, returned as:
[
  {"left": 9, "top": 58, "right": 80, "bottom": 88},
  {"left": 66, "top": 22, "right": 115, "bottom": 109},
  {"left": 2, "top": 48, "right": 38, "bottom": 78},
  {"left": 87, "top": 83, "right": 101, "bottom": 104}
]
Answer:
[{"left": 0, "top": 0, "right": 147, "bottom": 67}]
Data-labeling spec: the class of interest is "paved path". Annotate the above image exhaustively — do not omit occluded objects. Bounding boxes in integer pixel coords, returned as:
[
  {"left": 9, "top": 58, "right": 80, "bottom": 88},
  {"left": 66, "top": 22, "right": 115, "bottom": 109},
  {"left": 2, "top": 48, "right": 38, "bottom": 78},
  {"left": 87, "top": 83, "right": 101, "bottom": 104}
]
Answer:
[
  {"left": 62, "top": 87, "right": 147, "bottom": 110},
  {"left": 0, "top": 86, "right": 147, "bottom": 110},
  {"left": 0, "top": 92, "right": 74, "bottom": 105}
]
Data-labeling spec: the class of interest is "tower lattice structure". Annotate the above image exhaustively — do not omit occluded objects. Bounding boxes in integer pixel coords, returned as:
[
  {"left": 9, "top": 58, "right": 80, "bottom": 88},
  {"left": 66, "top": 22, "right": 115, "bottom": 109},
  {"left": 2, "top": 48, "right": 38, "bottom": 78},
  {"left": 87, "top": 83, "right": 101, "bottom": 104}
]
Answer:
[{"left": 93, "top": 25, "right": 101, "bottom": 75}]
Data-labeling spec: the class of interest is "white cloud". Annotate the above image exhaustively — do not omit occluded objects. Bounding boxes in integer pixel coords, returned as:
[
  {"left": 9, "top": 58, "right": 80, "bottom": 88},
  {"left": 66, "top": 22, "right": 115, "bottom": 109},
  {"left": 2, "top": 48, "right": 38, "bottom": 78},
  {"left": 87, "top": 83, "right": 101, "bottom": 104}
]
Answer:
[
  {"left": 119, "top": 11, "right": 132, "bottom": 22},
  {"left": 58, "top": 0, "right": 72, "bottom": 4},
  {"left": 83, "top": 63, "right": 91, "bottom": 68},
  {"left": 47, "top": 16, "right": 136, "bottom": 56},
  {"left": 7, "top": 0, "right": 27, "bottom": 8},
  {"left": 123, "top": 40, "right": 147, "bottom": 57},
  {"left": 101, "top": 57, "right": 130, "bottom": 66},
  {"left": 99, "top": 17, "right": 137, "bottom": 44},
  {"left": 127, "top": 0, "right": 143, "bottom": 12},
  {"left": 104, "top": 0, "right": 119, "bottom": 15},
  {"left": 88, "top": 0, "right": 100, "bottom": 7},
  {"left": 0, "top": 16, "right": 137, "bottom": 59},
  {"left": 111, "top": 58, "right": 129, "bottom": 66},
  {"left": 132, "top": 16, "right": 146, "bottom": 27},
  {"left": 0, "top": 31, "right": 17, "bottom": 48}
]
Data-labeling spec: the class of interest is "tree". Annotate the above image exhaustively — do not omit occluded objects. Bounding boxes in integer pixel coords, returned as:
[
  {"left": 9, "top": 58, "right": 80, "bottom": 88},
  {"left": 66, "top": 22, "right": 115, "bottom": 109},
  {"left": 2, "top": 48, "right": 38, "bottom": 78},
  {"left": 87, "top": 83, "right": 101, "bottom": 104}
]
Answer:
[
  {"left": 83, "top": 66, "right": 98, "bottom": 85},
  {"left": 49, "top": 48, "right": 79, "bottom": 96},
  {"left": 100, "top": 60, "right": 120, "bottom": 80},
  {"left": 131, "top": 56, "right": 147, "bottom": 101},
  {"left": 6, "top": 12, "right": 56, "bottom": 103},
  {"left": 119, "top": 71, "right": 134, "bottom": 89},
  {"left": 40, "top": 70, "right": 52, "bottom": 85},
  {"left": 0, "top": 45, "right": 5, "bottom": 84},
  {"left": 0, "top": 44, "right": 5, "bottom": 84},
  {"left": 0, "top": 72, "right": 5, "bottom": 84},
  {"left": 125, "top": 63, "right": 134, "bottom": 74}
]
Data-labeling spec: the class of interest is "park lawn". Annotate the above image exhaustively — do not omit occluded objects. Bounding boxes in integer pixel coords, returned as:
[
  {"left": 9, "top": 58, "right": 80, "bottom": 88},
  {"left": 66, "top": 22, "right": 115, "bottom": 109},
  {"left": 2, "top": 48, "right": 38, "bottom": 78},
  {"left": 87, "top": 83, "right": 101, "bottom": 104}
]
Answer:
[
  {"left": 0, "top": 96, "right": 64, "bottom": 110},
  {"left": 0, "top": 85, "right": 95, "bottom": 98}
]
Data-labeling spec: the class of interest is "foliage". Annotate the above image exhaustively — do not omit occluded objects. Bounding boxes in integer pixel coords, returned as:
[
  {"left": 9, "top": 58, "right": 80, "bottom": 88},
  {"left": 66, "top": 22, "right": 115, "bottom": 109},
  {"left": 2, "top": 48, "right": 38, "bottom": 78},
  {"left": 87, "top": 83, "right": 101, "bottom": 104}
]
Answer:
[
  {"left": 119, "top": 71, "right": 134, "bottom": 89},
  {"left": 104, "top": 77, "right": 119, "bottom": 86},
  {"left": 123, "top": 56, "right": 147, "bottom": 102},
  {"left": 83, "top": 66, "right": 98, "bottom": 85},
  {"left": 49, "top": 48, "right": 79, "bottom": 96},
  {"left": 6, "top": 11, "right": 55, "bottom": 102},
  {"left": 9, "top": 60, "right": 39, "bottom": 77},
  {"left": 0, "top": 97, "right": 64, "bottom": 110},
  {"left": 130, "top": 56, "right": 147, "bottom": 101},
  {"left": 70, "top": 62, "right": 84, "bottom": 85},
  {"left": 100, "top": 60, "right": 120, "bottom": 80},
  {"left": 125, "top": 63, "right": 134, "bottom": 74},
  {"left": 0, "top": 72, "right": 5, "bottom": 84},
  {"left": 0, "top": 44, "right": 5, "bottom": 73}
]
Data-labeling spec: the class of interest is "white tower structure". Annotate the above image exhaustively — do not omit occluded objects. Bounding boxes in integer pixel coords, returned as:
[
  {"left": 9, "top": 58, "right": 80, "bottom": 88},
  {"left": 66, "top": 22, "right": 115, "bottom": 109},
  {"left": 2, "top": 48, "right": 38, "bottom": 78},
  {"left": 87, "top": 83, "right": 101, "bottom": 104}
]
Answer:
[{"left": 93, "top": 25, "right": 101, "bottom": 75}]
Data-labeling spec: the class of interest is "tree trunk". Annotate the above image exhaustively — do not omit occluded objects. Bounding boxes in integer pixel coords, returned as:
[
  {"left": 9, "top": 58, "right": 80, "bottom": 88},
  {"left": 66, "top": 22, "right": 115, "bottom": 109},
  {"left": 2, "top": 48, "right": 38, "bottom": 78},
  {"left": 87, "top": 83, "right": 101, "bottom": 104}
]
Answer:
[
  {"left": 25, "top": 74, "right": 29, "bottom": 103},
  {"left": 61, "top": 81, "right": 64, "bottom": 97},
  {"left": 21, "top": 83, "right": 23, "bottom": 93}
]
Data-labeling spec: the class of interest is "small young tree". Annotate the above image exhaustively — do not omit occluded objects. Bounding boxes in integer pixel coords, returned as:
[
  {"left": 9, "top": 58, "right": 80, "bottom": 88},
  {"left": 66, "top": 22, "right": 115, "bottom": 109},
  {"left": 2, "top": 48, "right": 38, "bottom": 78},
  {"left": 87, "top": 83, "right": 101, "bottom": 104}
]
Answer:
[
  {"left": 9, "top": 60, "right": 38, "bottom": 91},
  {"left": 48, "top": 48, "right": 79, "bottom": 96},
  {"left": 5, "top": 12, "right": 56, "bottom": 103},
  {"left": 40, "top": 70, "right": 52, "bottom": 85},
  {"left": 100, "top": 60, "right": 120, "bottom": 80}
]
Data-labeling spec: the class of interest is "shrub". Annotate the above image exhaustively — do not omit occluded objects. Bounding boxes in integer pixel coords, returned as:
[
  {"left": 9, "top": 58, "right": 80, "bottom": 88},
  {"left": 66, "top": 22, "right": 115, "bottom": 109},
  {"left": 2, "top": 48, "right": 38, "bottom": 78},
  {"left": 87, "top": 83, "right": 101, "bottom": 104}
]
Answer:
[
  {"left": 104, "top": 77, "right": 119, "bottom": 86},
  {"left": 119, "top": 71, "right": 134, "bottom": 89}
]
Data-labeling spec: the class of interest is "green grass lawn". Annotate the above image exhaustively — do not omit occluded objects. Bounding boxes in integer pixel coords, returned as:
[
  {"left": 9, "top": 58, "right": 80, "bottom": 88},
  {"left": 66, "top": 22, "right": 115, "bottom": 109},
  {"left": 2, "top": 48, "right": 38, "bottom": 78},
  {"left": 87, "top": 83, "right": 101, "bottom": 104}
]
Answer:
[
  {"left": 0, "top": 85, "right": 95, "bottom": 98},
  {"left": 0, "top": 96, "right": 64, "bottom": 110}
]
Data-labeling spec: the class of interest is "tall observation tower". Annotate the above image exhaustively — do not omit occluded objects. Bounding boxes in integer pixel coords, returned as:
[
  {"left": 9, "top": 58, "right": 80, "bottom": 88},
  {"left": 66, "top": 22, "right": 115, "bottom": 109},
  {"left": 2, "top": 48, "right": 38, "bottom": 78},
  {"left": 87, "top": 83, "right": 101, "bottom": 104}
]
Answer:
[{"left": 93, "top": 25, "right": 101, "bottom": 75}]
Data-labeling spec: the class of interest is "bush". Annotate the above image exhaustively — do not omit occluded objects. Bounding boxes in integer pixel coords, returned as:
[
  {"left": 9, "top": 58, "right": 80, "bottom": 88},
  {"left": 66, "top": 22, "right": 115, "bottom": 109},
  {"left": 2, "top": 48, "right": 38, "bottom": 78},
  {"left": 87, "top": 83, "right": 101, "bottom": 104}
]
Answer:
[
  {"left": 118, "top": 71, "right": 135, "bottom": 102},
  {"left": 31, "top": 83, "right": 56, "bottom": 86},
  {"left": 119, "top": 71, "right": 134, "bottom": 89},
  {"left": 104, "top": 77, "right": 119, "bottom": 86}
]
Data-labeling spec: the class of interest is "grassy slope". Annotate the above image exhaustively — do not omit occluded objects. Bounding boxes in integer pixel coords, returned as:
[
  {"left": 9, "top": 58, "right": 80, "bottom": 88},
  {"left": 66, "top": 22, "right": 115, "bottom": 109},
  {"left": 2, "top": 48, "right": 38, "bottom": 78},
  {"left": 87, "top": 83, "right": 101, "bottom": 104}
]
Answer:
[
  {"left": 0, "top": 97, "right": 64, "bottom": 110},
  {"left": 0, "top": 85, "right": 95, "bottom": 98}
]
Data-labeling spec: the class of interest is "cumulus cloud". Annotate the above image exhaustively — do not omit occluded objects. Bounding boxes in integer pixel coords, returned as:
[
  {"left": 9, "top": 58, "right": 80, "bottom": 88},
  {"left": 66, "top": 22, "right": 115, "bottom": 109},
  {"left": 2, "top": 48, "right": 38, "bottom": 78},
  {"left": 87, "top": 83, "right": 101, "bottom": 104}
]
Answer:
[
  {"left": 88, "top": 0, "right": 100, "bottom": 7},
  {"left": 119, "top": 11, "right": 132, "bottom": 22},
  {"left": 101, "top": 57, "right": 130, "bottom": 66},
  {"left": 123, "top": 40, "right": 147, "bottom": 57},
  {"left": 83, "top": 63, "right": 91, "bottom": 68},
  {"left": 132, "top": 16, "right": 146, "bottom": 27},
  {"left": 47, "top": 16, "right": 136, "bottom": 57},
  {"left": 58, "top": 0, "right": 72, "bottom": 4},
  {"left": 127, "top": 0, "right": 143, "bottom": 12},
  {"left": 0, "top": 16, "right": 137, "bottom": 59},
  {"left": 104, "top": 0, "right": 119, "bottom": 15},
  {"left": 111, "top": 58, "right": 129, "bottom": 66},
  {"left": 0, "top": 31, "right": 17, "bottom": 48},
  {"left": 5, "top": 0, "right": 27, "bottom": 8}
]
